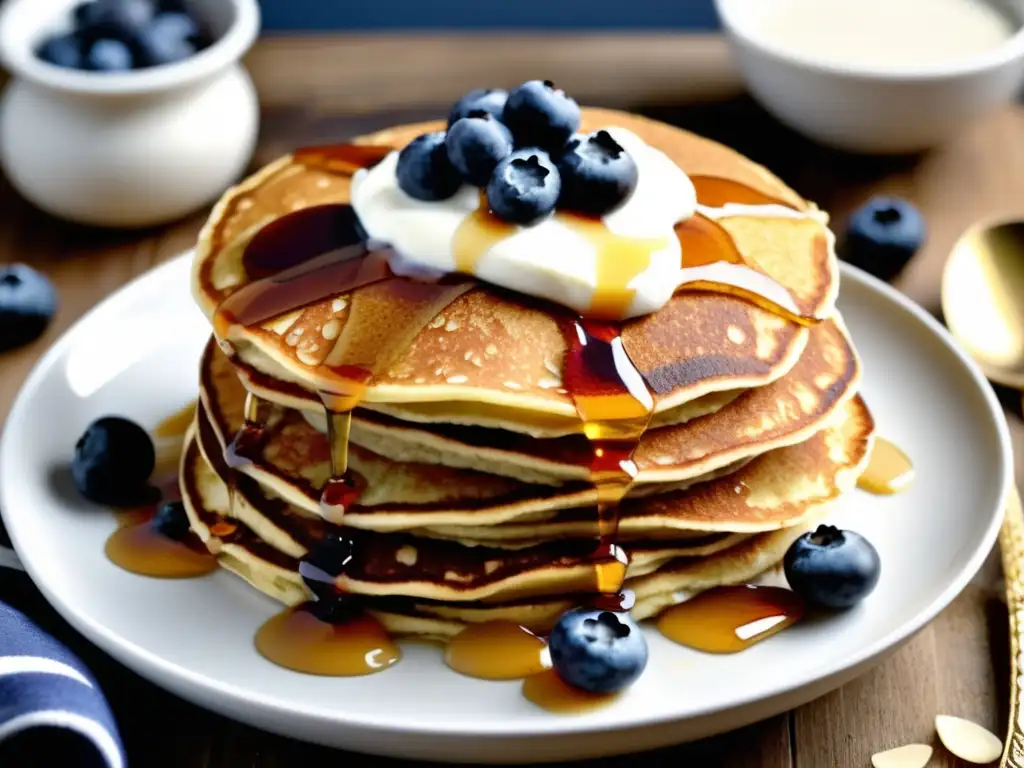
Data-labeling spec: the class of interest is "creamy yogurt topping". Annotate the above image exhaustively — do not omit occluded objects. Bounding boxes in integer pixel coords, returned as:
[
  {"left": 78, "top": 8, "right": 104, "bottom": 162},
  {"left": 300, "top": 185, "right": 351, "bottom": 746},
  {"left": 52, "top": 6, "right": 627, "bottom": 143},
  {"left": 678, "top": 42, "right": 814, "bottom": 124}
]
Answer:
[{"left": 351, "top": 127, "right": 697, "bottom": 320}]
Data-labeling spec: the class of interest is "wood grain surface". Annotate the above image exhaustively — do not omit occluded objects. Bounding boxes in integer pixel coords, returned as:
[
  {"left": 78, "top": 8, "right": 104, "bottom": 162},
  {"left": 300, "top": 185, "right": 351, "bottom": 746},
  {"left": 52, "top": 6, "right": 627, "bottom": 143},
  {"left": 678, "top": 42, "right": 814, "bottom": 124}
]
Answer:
[{"left": 0, "top": 35, "right": 1019, "bottom": 767}]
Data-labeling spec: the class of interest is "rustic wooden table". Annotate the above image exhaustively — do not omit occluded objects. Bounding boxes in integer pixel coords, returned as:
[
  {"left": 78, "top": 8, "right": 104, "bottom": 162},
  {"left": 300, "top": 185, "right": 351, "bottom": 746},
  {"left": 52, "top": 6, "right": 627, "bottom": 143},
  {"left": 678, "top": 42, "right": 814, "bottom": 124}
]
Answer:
[{"left": 0, "top": 35, "right": 1020, "bottom": 767}]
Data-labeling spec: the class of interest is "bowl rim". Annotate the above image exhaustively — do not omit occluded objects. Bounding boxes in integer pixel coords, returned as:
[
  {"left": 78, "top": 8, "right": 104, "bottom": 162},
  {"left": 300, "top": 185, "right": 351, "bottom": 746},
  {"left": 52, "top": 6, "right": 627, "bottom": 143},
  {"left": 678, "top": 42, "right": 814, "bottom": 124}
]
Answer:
[
  {"left": 714, "top": 0, "right": 1024, "bottom": 81},
  {"left": 0, "top": 0, "right": 260, "bottom": 96}
]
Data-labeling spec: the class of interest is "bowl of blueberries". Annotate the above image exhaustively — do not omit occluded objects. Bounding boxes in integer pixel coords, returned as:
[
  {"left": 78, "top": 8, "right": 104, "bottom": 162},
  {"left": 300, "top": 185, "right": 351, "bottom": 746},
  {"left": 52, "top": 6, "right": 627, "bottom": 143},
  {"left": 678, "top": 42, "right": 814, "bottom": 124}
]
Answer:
[{"left": 0, "top": 0, "right": 260, "bottom": 228}]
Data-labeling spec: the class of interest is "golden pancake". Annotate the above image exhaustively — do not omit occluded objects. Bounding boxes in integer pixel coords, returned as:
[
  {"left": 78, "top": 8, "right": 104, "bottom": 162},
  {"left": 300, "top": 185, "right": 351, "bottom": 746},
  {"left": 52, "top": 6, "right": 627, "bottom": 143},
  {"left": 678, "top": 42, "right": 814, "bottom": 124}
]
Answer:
[
  {"left": 181, "top": 390, "right": 869, "bottom": 608},
  {"left": 194, "top": 311, "right": 860, "bottom": 532},
  {"left": 179, "top": 428, "right": 825, "bottom": 637},
  {"left": 192, "top": 108, "right": 838, "bottom": 437}
]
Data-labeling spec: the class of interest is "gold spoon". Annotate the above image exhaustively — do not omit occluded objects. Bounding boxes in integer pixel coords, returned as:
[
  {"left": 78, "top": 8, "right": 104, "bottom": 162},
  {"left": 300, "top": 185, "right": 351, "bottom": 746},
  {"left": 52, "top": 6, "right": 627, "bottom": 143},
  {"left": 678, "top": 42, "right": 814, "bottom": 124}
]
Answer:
[
  {"left": 942, "top": 218, "right": 1024, "bottom": 390},
  {"left": 940, "top": 220, "right": 1024, "bottom": 767}
]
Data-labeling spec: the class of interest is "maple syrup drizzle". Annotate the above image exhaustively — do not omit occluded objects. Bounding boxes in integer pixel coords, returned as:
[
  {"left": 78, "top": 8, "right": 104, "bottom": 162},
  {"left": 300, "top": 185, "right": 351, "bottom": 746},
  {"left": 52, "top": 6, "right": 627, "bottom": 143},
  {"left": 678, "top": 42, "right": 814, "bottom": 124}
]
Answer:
[
  {"left": 522, "top": 669, "right": 620, "bottom": 713},
  {"left": 254, "top": 603, "right": 400, "bottom": 676},
  {"left": 657, "top": 585, "right": 805, "bottom": 654},
  {"left": 675, "top": 214, "right": 817, "bottom": 326},
  {"left": 445, "top": 621, "right": 550, "bottom": 680},
  {"left": 105, "top": 407, "right": 217, "bottom": 578},
  {"left": 202, "top": 143, "right": 839, "bottom": 679},
  {"left": 452, "top": 196, "right": 669, "bottom": 320},
  {"left": 293, "top": 143, "right": 393, "bottom": 176},
  {"left": 857, "top": 437, "right": 915, "bottom": 495},
  {"left": 690, "top": 175, "right": 797, "bottom": 208},
  {"left": 563, "top": 319, "right": 653, "bottom": 596}
]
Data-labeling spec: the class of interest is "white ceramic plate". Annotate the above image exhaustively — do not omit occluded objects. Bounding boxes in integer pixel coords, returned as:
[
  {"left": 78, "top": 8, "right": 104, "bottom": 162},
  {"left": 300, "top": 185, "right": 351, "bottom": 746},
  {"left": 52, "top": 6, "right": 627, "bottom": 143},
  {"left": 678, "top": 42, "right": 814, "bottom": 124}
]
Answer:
[{"left": 0, "top": 255, "right": 1012, "bottom": 763}]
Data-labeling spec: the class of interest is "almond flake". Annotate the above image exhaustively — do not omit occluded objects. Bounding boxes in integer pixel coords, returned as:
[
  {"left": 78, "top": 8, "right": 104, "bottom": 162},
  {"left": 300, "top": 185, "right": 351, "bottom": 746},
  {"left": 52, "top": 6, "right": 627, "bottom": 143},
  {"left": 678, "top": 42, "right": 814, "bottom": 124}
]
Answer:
[
  {"left": 871, "top": 744, "right": 932, "bottom": 768},
  {"left": 935, "top": 715, "right": 1002, "bottom": 764}
]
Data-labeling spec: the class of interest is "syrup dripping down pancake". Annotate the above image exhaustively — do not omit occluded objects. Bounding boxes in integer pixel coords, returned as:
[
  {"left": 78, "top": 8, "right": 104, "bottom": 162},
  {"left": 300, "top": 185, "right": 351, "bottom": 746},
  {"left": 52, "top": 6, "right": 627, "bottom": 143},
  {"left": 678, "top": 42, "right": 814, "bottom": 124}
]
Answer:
[
  {"left": 180, "top": 393, "right": 871, "bottom": 608},
  {"left": 194, "top": 313, "right": 860, "bottom": 532},
  {"left": 192, "top": 108, "right": 838, "bottom": 437},
  {"left": 179, "top": 425, "right": 838, "bottom": 636}
]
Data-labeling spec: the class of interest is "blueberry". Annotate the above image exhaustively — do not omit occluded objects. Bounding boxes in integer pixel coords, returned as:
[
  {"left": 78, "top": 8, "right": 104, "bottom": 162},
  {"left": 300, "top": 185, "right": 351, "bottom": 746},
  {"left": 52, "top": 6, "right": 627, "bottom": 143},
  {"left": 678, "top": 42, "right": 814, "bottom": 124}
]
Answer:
[
  {"left": 486, "top": 149, "right": 560, "bottom": 224},
  {"left": 396, "top": 132, "right": 463, "bottom": 202},
  {"left": 86, "top": 38, "right": 133, "bottom": 71},
  {"left": 152, "top": 500, "right": 189, "bottom": 540},
  {"left": 0, "top": 264, "right": 58, "bottom": 352},
  {"left": 37, "top": 34, "right": 83, "bottom": 69},
  {"left": 839, "top": 196, "right": 925, "bottom": 282},
  {"left": 72, "top": 417, "right": 155, "bottom": 506},
  {"left": 73, "top": 1, "right": 103, "bottom": 28},
  {"left": 134, "top": 12, "right": 197, "bottom": 67},
  {"left": 557, "top": 130, "right": 639, "bottom": 216},
  {"left": 548, "top": 608, "right": 648, "bottom": 693},
  {"left": 447, "top": 88, "right": 508, "bottom": 128},
  {"left": 78, "top": 0, "right": 154, "bottom": 42},
  {"left": 502, "top": 80, "right": 580, "bottom": 151},
  {"left": 299, "top": 533, "right": 355, "bottom": 601},
  {"left": 445, "top": 111, "right": 514, "bottom": 187},
  {"left": 784, "top": 525, "right": 881, "bottom": 610}
]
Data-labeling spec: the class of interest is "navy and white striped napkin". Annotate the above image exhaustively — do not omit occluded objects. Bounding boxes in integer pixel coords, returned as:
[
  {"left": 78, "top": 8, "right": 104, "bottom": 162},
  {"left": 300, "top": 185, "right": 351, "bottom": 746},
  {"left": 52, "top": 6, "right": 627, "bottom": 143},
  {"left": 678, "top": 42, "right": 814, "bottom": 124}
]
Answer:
[{"left": 0, "top": 527, "right": 124, "bottom": 768}]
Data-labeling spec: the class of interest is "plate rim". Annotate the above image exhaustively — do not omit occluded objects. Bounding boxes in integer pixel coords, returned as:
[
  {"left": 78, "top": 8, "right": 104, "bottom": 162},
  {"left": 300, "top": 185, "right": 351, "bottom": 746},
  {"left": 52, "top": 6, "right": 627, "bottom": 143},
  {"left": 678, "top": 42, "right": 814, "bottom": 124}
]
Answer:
[{"left": 0, "top": 254, "right": 1012, "bottom": 739}]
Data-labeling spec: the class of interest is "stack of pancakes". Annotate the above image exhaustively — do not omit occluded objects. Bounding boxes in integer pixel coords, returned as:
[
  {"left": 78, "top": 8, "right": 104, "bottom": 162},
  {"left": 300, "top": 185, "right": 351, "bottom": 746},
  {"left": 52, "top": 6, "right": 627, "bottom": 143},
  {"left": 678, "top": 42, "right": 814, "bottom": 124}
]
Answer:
[{"left": 182, "top": 108, "right": 875, "bottom": 639}]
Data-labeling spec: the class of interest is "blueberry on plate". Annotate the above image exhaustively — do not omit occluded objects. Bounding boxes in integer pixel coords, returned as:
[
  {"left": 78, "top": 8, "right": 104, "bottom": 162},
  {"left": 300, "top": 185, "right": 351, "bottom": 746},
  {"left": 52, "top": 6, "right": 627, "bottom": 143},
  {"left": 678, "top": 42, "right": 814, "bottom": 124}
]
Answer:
[
  {"left": 548, "top": 608, "right": 648, "bottom": 693},
  {"left": 447, "top": 88, "right": 508, "bottom": 128},
  {"left": 37, "top": 34, "right": 84, "bottom": 69},
  {"left": 299, "top": 533, "right": 355, "bottom": 601},
  {"left": 86, "top": 38, "right": 134, "bottom": 71},
  {"left": 0, "top": 264, "right": 58, "bottom": 352},
  {"left": 151, "top": 500, "right": 190, "bottom": 540},
  {"left": 72, "top": 417, "right": 156, "bottom": 506},
  {"left": 486, "top": 148, "right": 561, "bottom": 224},
  {"left": 502, "top": 80, "right": 580, "bottom": 151},
  {"left": 445, "top": 111, "right": 514, "bottom": 187},
  {"left": 557, "top": 130, "right": 639, "bottom": 216},
  {"left": 839, "top": 195, "right": 926, "bottom": 282},
  {"left": 396, "top": 132, "right": 463, "bottom": 202},
  {"left": 784, "top": 524, "right": 881, "bottom": 609},
  {"left": 78, "top": 0, "right": 155, "bottom": 42},
  {"left": 134, "top": 12, "right": 198, "bottom": 67}
]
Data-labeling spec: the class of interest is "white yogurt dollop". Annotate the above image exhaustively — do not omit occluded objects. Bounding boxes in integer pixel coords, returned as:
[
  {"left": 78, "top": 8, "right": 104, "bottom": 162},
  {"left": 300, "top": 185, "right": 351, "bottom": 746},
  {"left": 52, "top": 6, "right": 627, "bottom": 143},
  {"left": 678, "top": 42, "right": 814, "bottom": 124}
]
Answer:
[{"left": 350, "top": 127, "right": 697, "bottom": 320}]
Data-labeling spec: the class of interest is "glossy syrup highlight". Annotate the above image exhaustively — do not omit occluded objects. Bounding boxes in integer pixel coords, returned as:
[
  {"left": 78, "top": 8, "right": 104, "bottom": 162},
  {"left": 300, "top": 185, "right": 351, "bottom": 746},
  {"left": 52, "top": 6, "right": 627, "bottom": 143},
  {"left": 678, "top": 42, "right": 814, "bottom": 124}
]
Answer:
[
  {"left": 657, "top": 585, "right": 805, "bottom": 653},
  {"left": 857, "top": 437, "right": 914, "bottom": 495}
]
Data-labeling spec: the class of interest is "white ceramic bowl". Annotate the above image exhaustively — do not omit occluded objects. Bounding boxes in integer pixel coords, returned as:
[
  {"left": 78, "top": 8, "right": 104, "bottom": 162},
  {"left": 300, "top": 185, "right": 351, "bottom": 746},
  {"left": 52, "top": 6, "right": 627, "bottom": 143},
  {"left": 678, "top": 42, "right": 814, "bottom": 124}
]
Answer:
[
  {"left": 714, "top": 0, "right": 1024, "bottom": 154},
  {"left": 0, "top": 0, "right": 260, "bottom": 228}
]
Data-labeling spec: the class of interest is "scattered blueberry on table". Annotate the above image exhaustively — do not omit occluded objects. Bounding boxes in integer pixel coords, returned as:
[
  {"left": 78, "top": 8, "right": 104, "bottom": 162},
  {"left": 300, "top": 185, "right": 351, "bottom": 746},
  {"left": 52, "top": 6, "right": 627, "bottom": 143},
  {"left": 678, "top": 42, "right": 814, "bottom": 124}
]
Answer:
[
  {"left": 36, "top": 0, "right": 212, "bottom": 72},
  {"left": 548, "top": 608, "right": 648, "bottom": 694},
  {"left": 839, "top": 195, "right": 926, "bottom": 282},
  {"left": 399, "top": 81, "right": 639, "bottom": 223},
  {"left": 784, "top": 524, "right": 881, "bottom": 609},
  {"left": 0, "top": 263, "right": 58, "bottom": 353},
  {"left": 72, "top": 416, "right": 156, "bottom": 506}
]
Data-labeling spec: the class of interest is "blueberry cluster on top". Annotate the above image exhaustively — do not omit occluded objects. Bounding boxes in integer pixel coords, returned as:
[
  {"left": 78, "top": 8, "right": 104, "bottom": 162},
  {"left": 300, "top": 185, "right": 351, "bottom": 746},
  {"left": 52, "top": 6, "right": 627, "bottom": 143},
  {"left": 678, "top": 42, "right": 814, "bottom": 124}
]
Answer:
[
  {"left": 36, "top": 0, "right": 212, "bottom": 73},
  {"left": 396, "top": 81, "right": 640, "bottom": 224}
]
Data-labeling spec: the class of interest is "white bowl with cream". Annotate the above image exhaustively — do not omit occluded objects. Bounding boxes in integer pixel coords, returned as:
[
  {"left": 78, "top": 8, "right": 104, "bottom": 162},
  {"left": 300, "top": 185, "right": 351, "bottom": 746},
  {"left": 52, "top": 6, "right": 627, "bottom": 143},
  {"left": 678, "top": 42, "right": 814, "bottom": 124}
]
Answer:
[
  {"left": 0, "top": 0, "right": 260, "bottom": 228},
  {"left": 715, "top": 0, "right": 1024, "bottom": 154}
]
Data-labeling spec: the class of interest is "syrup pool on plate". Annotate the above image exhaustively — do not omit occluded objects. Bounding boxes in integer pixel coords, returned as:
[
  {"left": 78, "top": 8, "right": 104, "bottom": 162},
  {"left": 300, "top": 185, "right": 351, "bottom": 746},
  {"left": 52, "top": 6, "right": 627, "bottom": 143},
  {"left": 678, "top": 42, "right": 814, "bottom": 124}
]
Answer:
[
  {"left": 657, "top": 585, "right": 805, "bottom": 654},
  {"left": 857, "top": 437, "right": 915, "bottom": 495},
  {"left": 104, "top": 404, "right": 218, "bottom": 579}
]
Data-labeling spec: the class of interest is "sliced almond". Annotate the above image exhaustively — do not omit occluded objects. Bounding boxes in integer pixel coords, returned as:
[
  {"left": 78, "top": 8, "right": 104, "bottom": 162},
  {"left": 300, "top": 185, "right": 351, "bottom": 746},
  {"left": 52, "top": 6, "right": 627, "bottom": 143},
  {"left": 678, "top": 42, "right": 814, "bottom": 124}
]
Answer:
[
  {"left": 871, "top": 743, "right": 932, "bottom": 768},
  {"left": 935, "top": 715, "right": 1002, "bottom": 764}
]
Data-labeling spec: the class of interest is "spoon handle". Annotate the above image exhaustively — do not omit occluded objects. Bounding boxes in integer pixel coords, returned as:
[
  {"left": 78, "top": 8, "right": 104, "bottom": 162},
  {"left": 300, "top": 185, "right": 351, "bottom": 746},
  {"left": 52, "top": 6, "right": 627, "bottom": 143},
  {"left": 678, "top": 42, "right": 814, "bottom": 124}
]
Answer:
[{"left": 1001, "top": 486, "right": 1024, "bottom": 767}]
